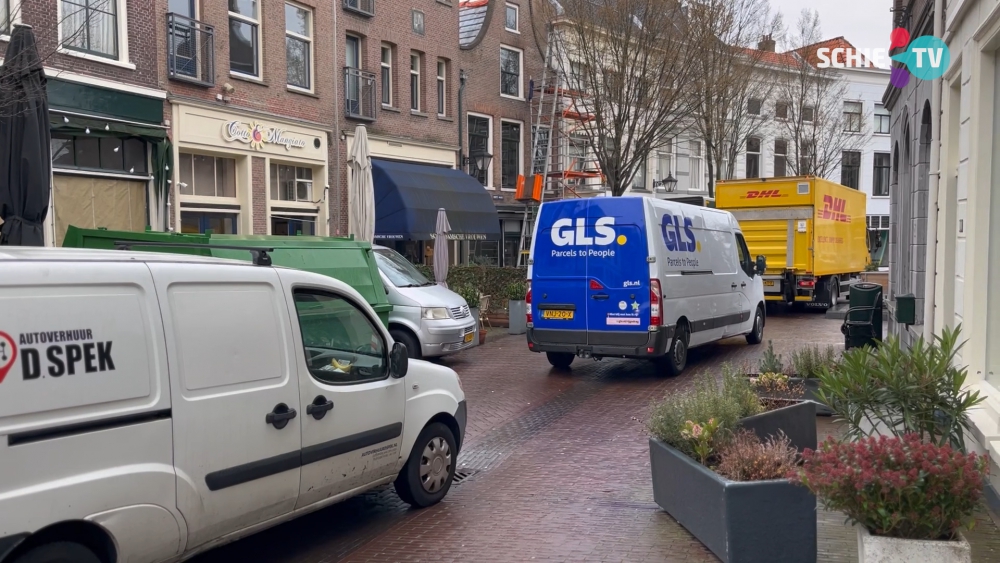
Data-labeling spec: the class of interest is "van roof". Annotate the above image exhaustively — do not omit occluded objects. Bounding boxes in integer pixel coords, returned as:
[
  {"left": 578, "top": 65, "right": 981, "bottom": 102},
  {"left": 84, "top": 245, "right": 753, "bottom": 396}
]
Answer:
[{"left": 0, "top": 246, "right": 260, "bottom": 267}]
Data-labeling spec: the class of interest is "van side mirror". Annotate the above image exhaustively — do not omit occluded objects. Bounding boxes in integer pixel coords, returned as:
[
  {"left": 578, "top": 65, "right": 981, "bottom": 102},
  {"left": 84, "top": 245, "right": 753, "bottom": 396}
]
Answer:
[
  {"left": 390, "top": 342, "right": 409, "bottom": 378},
  {"left": 755, "top": 255, "right": 767, "bottom": 275}
]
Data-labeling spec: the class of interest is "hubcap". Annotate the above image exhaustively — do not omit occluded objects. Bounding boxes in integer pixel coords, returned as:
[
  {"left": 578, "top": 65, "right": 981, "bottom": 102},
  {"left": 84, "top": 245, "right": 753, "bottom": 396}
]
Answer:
[
  {"left": 674, "top": 336, "right": 687, "bottom": 365},
  {"left": 419, "top": 436, "right": 452, "bottom": 493}
]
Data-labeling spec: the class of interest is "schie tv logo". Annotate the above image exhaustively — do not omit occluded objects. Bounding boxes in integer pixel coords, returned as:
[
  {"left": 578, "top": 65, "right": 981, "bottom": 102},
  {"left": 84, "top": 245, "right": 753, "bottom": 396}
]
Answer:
[
  {"left": 550, "top": 217, "right": 616, "bottom": 246},
  {"left": 815, "top": 28, "right": 950, "bottom": 89},
  {"left": 820, "top": 195, "right": 851, "bottom": 223},
  {"left": 661, "top": 215, "right": 700, "bottom": 253}
]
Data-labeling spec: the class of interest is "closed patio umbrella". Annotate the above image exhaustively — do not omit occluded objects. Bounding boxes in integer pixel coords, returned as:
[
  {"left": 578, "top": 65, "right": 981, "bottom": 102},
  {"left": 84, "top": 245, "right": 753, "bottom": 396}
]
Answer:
[
  {"left": 347, "top": 125, "right": 375, "bottom": 243},
  {"left": 433, "top": 208, "right": 451, "bottom": 288},
  {"left": 0, "top": 25, "right": 51, "bottom": 246}
]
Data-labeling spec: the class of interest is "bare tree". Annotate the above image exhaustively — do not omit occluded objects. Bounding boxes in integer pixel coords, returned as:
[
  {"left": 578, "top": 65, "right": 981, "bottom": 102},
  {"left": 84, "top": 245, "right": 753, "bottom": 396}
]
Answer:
[
  {"left": 686, "top": 0, "right": 783, "bottom": 196},
  {"left": 773, "top": 9, "right": 871, "bottom": 179},
  {"left": 530, "top": 0, "right": 700, "bottom": 196}
]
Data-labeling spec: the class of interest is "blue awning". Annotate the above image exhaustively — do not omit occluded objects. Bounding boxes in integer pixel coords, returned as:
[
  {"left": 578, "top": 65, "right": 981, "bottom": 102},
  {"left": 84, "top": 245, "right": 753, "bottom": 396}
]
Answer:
[{"left": 372, "top": 158, "right": 502, "bottom": 241}]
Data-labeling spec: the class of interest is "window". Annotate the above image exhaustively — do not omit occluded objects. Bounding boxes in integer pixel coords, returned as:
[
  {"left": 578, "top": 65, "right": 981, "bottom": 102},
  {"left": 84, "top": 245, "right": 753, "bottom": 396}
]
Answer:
[
  {"left": 775, "top": 101, "right": 789, "bottom": 119},
  {"left": 568, "top": 134, "right": 589, "bottom": 172},
  {"left": 844, "top": 101, "right": 862, "bottom": 133},
  {"left": 51, "top": 134, "right": 148, "bottom": 175},
  {"left": 381, "top": 44, "right": 393, "bottom": 106},
  {"left": 689, "top": 140, "right": 703, "bottom": 191},
  {"left": 505, "top": 3, "right": 518, "bottom": 32},
  {"left": 735, "top": 233, "right": 753, "bottom": 276},
  {"left": 411, "top": 9, "right": 424, "bottom": 35},
  {"left": 228, "top": 0, "right": 260, "bottom": 77},
  {"left": 569, "top": 61, "right": 588, "bottom": 91},
  {"left": 181, "top": 212, "right": 238, "bottom": 234},
  {"left": 272, "top": 216, "right": 316, "bottom": 236},
  {"left": 179, "top": 153, "right": 237, "bottom": 198},
  {"left": 841, "top": 150, "right": 861, "bottom": 189},
  {"left": 748, "top": 99, "right": 762, "bottom": 116},
  {"left": 285, "top": 3, "right": 312, "bottom": 90},
  {"left": 61, "top": 0, "right": 119, "bottom": 59},
  {"left": 346, "top": 36, "right": 361, "bottom": 115},
  {"left": 2, "top": 0, "right": 10, "bottom": 35},
  {"left": 531, "top": 125, "right": 550, "bottom": 174},
  {"left": 293, "top": 290, "right": 387, "bottom": 386},
  {"left": 410, "top": 53, "right": 422, "bottom": 111},
  {"left": 800, "top": 141, "right": 814, "bottom": 174},
  {"left": 437, "top": 60, "right": 447, "bottom": 116},
  {"left": 802, "top": 106, "right": 815, "bottom": 122},
  {"left": 745, "top": 137, "right": 761, "bottom": 179},
  {"left": 468, "top": 115, "right": 491, "bottom": 186},
  {"left": 773, "top": 139, "right": 788, "bottom": 177},
  {"left": 656, "top": 139, "right": 673, "bottom": 186},
  {"left": 874, "top": 104, "right": 890, "bottom": 134},
  {"left": 500, "top": 46, "right": 522, "bottom": 98},
  {"left": 632, "top": 158, "right": 647, "bottom": 190},
  {"left": 270, "top": 163, "right": 313, "bottom": 202},
  {"left": 873, "top": 152, "right": 890, "bottom": 196},
  {"left": 501, "top": 121, "right": 521, "bottom": 190}
]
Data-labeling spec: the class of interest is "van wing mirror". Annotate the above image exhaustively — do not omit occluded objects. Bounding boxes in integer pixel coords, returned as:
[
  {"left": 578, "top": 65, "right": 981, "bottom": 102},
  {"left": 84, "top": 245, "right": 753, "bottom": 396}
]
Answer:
[
  {"left": 755, "top": 255, "right": 767, "bottom": 275},
  {"left": 390, "top": 342, "right": 409, "bottom": 378}
]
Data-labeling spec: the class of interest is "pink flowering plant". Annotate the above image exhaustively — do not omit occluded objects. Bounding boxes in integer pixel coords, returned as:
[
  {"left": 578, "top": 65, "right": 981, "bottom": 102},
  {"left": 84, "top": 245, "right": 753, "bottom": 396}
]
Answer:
[
  {"left": 680, "top": 418, "right": 721, "bottom": 465},
  {"left": 789, "top": 433, "right": 989, "bottom": 540}
]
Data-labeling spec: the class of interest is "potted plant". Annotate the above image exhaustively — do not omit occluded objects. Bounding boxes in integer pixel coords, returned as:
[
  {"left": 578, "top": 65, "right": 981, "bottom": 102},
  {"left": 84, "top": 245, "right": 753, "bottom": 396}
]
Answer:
[
  {"left": 456, "top": 285, "right": 484, "bottom": 346},
  {"left": 648, "top": 371, "right": 817, "bottom": 563},
  {"left": 790, "top": 434, "right": 987, "bottom": 563},
  {"left": 506, "top": 280, "right": 527, "bottom": 336},
  {"left": 742, "top": 370, "right": 817, "bottom": 453},
  {"left": 788, "top": 344, "right": 841, "bottom": 416}
]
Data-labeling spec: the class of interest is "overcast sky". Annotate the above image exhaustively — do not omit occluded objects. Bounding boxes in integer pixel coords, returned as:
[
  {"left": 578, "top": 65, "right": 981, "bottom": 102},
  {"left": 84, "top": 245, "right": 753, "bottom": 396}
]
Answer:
[{"left": 770, "top": 0, "right": 895, "bottom": 68}]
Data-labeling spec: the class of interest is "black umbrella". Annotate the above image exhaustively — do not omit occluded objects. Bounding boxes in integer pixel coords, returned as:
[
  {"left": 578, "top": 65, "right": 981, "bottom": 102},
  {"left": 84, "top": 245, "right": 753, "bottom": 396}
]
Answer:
[{"left": 0, "top": 25, "right": 51, "bottom": 246}]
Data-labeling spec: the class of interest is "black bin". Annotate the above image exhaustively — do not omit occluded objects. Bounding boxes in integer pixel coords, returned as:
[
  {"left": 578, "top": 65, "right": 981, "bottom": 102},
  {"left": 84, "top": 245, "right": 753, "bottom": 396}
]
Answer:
[{"left": 842, "top": 282, "right": 883, "bottom": 350}]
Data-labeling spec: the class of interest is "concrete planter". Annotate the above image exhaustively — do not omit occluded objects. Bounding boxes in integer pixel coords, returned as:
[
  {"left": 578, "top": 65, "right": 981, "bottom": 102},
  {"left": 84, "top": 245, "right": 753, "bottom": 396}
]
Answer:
[
  {"left": 794, "top": 378, "right": 834, "bottom": 416},
  {"left": 738, "top": 400, "right": 817, "bottom": 453},
  {"left": 469, "top": 308, "right": 481, "bottom": 347},
  {"left": 857, "top": 527, "right": 971, "bottom": 563},
  {"left": 508, "top": 300, "right": 527, "bottom": 334},
  {"left": 649, "top": 438, "right": 817, "bottom": 563}
]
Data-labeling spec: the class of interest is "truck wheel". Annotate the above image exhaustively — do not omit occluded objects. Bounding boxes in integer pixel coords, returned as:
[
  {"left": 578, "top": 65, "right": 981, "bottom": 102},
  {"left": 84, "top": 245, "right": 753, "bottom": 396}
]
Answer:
[
  {"left": 390, "top": 329, "right": 422, "bottom": 360},
  {"left": 394, "top": 422, "right": 457, "bottom": 508},
  {"left": 11, "top": 542, "right": 101, "bottom": 563},
  {"left": 746, "top": 306, "right": 764, "bottom": 345},
  {"left": 827, "top": 278, "right": 840, "bottom": 310},
  {"left": 546, "top": 352, "right": 574, "bottom": 370},
  {"left": 661, "top": 323, "right": 689, "bottom": 376}
]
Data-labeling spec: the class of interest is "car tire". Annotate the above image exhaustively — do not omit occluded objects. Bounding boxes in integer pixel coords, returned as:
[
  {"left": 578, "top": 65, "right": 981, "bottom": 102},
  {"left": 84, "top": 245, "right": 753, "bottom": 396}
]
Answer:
[
  {"left": 546, "top": 352, "right": 574, "bottom": 370},
  {"left": 827, "top": 278, "right": 840, "bottom": 311},
  {"left": 661, "top": 323, "right": 689, "bottom": 376},
  {"left": 390, "top": 329, "right": 422, "bottom": 361},
  {"left": 394, "top": 422, "right": 457, "bottom": 508},
  {"left": 746, "top": 306, "right": 765, "bottom": 345},
  {"left": 11, "top": 542, "right": 101, "bottom": 563}
]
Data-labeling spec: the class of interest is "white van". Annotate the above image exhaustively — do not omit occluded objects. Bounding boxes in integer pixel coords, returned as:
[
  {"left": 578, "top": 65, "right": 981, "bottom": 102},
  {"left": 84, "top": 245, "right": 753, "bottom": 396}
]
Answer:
[
  {"left": 526, "top": 196, "right": 768, "bottom": 374},
  {"left": 0, "top": 247, "right": 466, "bottom": 563}
]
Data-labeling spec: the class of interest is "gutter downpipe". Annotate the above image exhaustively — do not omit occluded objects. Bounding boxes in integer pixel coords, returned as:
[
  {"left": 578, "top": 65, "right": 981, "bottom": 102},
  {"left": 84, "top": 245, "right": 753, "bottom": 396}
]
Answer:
[
  {"left": 332, "top": 1, "right": 342, "bottom": 236},
  {"left": 923, "top": 0, "right": 944, "bottom": 340},
  {"left": 457, "top": 69, "right": 467, "bottom": 169}
]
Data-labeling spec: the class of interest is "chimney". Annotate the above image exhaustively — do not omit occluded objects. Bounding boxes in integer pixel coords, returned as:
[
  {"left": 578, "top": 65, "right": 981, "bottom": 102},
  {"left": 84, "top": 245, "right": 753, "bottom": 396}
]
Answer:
[{"left": 758, "top": 35, "right": 776, "bottom": 53}]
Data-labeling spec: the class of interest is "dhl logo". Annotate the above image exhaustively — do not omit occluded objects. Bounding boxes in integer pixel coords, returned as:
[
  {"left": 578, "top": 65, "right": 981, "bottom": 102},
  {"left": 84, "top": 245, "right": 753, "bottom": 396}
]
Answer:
[
  {"left": 820, "top": 195, "right": 851, "bottom": 223},
  {"left": 745, "top": 189, "right": 783, "bottom": 199}
]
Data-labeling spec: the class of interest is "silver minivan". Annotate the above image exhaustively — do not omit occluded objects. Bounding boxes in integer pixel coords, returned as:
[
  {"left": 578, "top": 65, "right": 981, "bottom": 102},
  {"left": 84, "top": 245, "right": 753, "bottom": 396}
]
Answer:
[{"left": 373, "top": 245, "right": 477, "bottom": 359}]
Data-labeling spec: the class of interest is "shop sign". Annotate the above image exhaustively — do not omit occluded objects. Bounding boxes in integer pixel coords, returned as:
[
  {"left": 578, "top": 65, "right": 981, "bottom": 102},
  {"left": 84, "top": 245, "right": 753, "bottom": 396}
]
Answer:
[
  {"left": 222, "top": 120, "right": 307, "bottom": 151},
  {"left": 430, "top": 233, "right": 488, "bottom": 241}
]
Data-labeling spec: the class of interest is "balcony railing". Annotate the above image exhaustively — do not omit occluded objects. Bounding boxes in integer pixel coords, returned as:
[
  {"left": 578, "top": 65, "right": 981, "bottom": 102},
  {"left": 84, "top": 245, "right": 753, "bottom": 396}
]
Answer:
[
  {"left": 345, "top": 67, "right": 377, "bottom": 121},
  {"left": 343, "top": 0, "right": 375, "bottom": 17},
  {"left": 167, "top": 13, "right": 215, "bottom": 87}
]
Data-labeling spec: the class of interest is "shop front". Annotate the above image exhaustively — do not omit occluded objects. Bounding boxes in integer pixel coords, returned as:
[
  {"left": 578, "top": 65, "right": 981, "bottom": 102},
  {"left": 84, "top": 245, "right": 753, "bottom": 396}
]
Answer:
[{"left": 171, "top": 102, "right": 330, "bottom": 236}]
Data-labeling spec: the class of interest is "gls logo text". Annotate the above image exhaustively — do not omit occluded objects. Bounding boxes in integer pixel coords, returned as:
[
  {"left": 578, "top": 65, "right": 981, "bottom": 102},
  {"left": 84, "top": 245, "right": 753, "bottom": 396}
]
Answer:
[
  {"left": 661, "top": 215, "right": 698, "bottom": 252},
  {"left": 551, "top": 217, "right": 616, "bottom": 246}
]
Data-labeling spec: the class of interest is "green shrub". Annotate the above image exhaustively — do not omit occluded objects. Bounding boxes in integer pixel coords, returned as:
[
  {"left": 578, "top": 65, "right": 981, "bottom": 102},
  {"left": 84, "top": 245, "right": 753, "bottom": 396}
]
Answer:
[
  {"left": 455, "top": 284, "right": 480, "bottom": 308},
  {"left": 790, "top": 345, "right": 841, "bottom": 379},
  {"left": 505, "top": 280, "right": 527, "bottom": 301},
  {"left": 757, "top": 340, "right": 785, "bottom": 374}
]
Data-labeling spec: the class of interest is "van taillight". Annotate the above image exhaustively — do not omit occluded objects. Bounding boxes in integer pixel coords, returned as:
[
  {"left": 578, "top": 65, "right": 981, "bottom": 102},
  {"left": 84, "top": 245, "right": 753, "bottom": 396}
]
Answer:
[
  {"left": 650, "top": 279, "right": 662, "bottom": 326},
  {"left": 526, "top": 282, "right": 532, "bottom": 324}
]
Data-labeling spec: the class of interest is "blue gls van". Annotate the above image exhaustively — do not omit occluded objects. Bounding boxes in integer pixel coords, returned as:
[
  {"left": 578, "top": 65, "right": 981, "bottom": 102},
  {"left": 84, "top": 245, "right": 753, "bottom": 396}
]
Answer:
[{"left": 526, "top": 197, "right": 767, "bottom": 375}]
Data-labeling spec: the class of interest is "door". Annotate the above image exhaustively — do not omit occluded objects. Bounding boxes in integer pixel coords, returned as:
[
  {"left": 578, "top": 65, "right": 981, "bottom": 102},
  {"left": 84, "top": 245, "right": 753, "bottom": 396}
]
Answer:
[
  {"left": 168, "top": 0, "right": 199, "bottom": 78},
  {"left": 346, "top": 36, "right": 361, "bottom": 115},
  {"left": 150, "top": 263, "right": 301, "bottom": 550},
  {"left": 285, "top": 283, "right": 406, "bottom": 508},
  {"left": 732, "top": 233, "right": 756, "bottom": 334},
  {"left": 530, "top": 200, "right": 591, "bottom": 343}
]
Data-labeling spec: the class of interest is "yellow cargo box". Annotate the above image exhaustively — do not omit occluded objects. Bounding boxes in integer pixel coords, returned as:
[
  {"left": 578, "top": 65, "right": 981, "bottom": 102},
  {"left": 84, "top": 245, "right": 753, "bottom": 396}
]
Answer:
[{"left": 716, "top": 176, "right": 869, "bottom": 306}]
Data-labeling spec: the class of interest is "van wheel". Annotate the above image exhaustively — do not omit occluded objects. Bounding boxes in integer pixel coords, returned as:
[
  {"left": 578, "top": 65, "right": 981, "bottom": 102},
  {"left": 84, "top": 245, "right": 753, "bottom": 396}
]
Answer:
[
  {"left": 11, "top": 542, "right": 101, "bottom": 563},
  {"left": 662, "top": 323, "right": 689, "bottom": 376},
  {"left": 390, "top": 329, "right": 422, "bottom": 360},
  {"left": 546, "top": 352, "right": 574, "bottom": 370},
  {"left": 394, "top": 422, "right": 457, "bottom": 508},
  {"left": 746, "top": 306, "right": 764, "bottom": 345}
]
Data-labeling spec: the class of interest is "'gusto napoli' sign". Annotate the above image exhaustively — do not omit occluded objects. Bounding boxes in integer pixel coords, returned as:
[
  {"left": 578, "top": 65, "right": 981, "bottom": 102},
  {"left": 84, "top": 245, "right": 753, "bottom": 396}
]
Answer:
[{"left": 222, "top": 120, "right": 307, "bottom": 151}]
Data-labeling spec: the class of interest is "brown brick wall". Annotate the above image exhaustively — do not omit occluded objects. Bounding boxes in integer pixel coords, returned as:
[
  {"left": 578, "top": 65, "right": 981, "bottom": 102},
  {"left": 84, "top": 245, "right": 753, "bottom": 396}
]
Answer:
[{"left": 252, "top": 156, "right": 267, "bottom": 234}]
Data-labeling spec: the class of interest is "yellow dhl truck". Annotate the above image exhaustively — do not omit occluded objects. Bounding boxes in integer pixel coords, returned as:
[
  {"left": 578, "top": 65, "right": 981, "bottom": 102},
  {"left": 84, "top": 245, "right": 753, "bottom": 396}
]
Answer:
[{"left": 716, "top": 176, "right": 869, "bottom": 309}]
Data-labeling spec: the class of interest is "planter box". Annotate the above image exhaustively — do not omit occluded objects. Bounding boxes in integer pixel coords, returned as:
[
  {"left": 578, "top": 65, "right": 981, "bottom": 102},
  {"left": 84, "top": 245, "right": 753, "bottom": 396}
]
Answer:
[
  {"left": 857, "top": 527, "right": 970, "bottom": 563},
  {"left": 796, "top": 378, "right": 833, "bottom": 416},
  {"left": 649, "top": 439, "right": 817, "bottom": 563},
  {"left": 508, "top": 300, "right": 527, "bottom": 334},
  {"left": 738, "top": 400, "right": 817, "bottom": 453},
  {"left": 487, "top": 314, "right": 509, "bottom": 328}
]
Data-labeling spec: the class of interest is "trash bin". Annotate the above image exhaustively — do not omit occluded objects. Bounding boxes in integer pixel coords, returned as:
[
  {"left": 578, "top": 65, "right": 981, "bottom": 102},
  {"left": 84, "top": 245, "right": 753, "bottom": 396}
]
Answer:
[{"left": 842, "top": 282, "right": 883, "bottom": 350}]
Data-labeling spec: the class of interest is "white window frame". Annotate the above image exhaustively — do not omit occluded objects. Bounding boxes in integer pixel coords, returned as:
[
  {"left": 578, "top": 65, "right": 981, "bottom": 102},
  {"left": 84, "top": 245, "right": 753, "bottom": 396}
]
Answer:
[
  {"left": 874, "top": 103, "right": 891, "bottom": 135},
  {"left": 56, "top": 0, "right": 134, "bottom": 69},
  {"left": 228, "top": 0, "right": 262, "bottom": 79},
  {"left": 631, "top": 157, "right": 647, "bottom": 191},
  {"left": 468, "top": 112, "right": 493, "bottom": 189},
  {"left": 269, "top": 162, "right": 315, "bottom": 203},
  {"left": 505, "top": 3, "right": 519, "bottom": 33},
  {"left": 500, "top": 118, "right": 523, "bottom": 192},
  {"left": 285, "top": 2, "right": 313, "bottom": 92},
  {"left": 773, "top": 138, "right": 788, "bottom": 177},
  {"left": 745, "top": 136, "right": 761, "bottom": 179},
  {"left": 410, "top": 52, "right": 422, "bottom": 112},
  {"left": 689, "top": 140, "right": 703, "bottom": 192},
  {"left": 655, "top": 139, "right": 674, "bottom": 189},
  {"left": 500, "top": 45, "right": 523, "bottom": 100},
  {"left": 436, "top": 60, "right": 447, "bottom": 117},
  {"left": 843, "top": 100, "right": 863, "bottom": 133},
  {"left": 1, "top": 0, "right": 22, "bottom": 41},
  {"left": 381, "top": 44, "right": 393, "bottom": 107}
]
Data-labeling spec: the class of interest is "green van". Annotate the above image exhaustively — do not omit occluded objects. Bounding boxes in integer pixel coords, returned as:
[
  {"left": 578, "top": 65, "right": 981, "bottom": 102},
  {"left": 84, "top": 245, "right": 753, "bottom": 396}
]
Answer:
[{"left": 62, "top": 226, "right": 393, "bottom": 327}]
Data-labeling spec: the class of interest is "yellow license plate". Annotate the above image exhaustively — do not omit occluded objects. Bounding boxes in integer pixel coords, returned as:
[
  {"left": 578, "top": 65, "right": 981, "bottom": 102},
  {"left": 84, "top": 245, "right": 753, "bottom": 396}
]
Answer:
[
  {"left": 542, "top": 310, "right": 574, "bottom": 320},
  {"left": 464, "top": 332, "right": 474, "bottom": 343},
  {"left": 764, "top": 280, "right": 775, "bottom": 287}
]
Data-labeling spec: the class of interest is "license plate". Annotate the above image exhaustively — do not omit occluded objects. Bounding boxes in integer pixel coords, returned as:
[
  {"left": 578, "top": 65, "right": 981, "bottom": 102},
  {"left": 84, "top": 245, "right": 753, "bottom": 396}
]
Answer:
[
  {"left": 464, "top": 332, "right": 474, "bottom": 343},
  {"left": 764, "top": 280, "right": 775, "bottom": 287},
  {"left": 542, "top": 309, "right": 574, "bottom": 320}
]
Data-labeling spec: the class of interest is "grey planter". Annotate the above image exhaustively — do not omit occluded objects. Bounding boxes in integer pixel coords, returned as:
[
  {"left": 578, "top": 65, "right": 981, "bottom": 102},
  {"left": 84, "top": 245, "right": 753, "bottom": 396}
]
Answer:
[
  {"left": 738, "top": 400, "right": 817, "bottom": 453},
  {"left": 508, "top": 300, "right": 527, "bottom": 334},
  {"left": 796, "top": 378, "right": 834, "bottom": 416},
  {"left": 649, "top": 438, "right": 817, "bottom": 563},
  {"left": 469, "top": 307, "right": 481, "bottom": 347}
]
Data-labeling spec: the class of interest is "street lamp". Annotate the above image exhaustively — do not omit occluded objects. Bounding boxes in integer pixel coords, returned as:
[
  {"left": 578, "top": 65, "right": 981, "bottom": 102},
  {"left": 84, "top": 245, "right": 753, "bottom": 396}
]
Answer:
[
  {"left": 463, "top": 152, "right": 494, "bottom": 177},
  {"left": 656, "top": 173, "right": 678, "bottom": 193}
]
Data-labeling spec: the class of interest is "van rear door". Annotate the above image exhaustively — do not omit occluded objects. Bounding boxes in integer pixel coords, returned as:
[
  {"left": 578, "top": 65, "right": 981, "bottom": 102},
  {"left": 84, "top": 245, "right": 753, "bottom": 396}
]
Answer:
[
  {"left": 585, "top": 198, "right": 649, "bottom": 346},
  {"left": 530, "top": 201, "right": 590, "bottom": 342}
]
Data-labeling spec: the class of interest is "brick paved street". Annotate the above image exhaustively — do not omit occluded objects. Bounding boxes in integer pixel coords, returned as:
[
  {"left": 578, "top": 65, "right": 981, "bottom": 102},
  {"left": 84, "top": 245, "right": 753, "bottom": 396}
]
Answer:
[{"left": 191, "top": 312, "right": 1000, "bottom": 563}]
